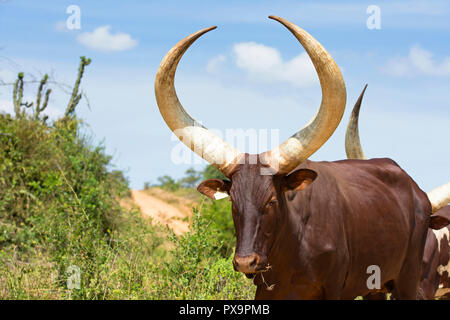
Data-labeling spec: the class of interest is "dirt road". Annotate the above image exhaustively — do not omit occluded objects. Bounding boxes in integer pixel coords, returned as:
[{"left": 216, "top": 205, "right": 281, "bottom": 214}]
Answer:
[{"left": 130, "top": 189, "right": 191, "bottom": 235}]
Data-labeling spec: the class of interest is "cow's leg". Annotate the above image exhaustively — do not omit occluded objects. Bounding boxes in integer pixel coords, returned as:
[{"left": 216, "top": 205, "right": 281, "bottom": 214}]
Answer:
[
  {"left": 390, "top": 247, "right": 423, "bottom": 300},
  {"left": 392, "top": 252, "right": 423, "bottom": 299},
  {"left": 392, "top": 204, "right": 428, "bottom": 300},
  {"left": 418, "top": 280, "right": 437, "bottom": 300},
  {"left": 392, "top": 278, "right": 419, "bottom": 299}
]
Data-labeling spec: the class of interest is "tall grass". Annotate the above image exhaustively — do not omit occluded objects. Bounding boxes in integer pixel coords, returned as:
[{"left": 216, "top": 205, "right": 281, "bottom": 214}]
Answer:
[{"left": 0, "top": 63, "right": 254, "bottom": 300}]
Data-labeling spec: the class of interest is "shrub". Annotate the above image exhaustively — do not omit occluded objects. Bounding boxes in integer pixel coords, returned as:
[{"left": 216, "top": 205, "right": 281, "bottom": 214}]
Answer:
[
  {"left": 0, "top": 59, "right": 254, "bottom": 300},
  {"left": 156, "top": 175, "right": 180, "bottom": 191},
  {"left": 202, "top": 164, "right": 226, "bottom": 180},
  {"left": 148, "top": 206, "right": 255, "bottom": 299}
]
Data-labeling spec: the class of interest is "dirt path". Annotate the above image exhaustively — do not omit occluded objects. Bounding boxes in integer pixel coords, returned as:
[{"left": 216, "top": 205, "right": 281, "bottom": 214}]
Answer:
[{"left": 130, "top": 189, "right": 190, "bottom": 235}]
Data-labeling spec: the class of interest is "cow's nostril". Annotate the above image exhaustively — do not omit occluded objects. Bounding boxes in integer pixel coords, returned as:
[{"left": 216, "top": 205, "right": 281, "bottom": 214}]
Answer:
[{"left": 234, "top": 253, "right": 261, "bottom": 273}]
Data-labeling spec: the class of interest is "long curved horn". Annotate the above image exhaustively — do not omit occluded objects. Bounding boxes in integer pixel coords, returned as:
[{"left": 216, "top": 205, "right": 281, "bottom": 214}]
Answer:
[
  {"left": 155, "top": 26, "right": 242, "bottom": 177},
  {"left": 345, "top": 84, "right": 368, "bottom": 159},
  {"left": 428, "top": 183, "right": 450, "bottom": 213},
  {"left": 261, "top": 16, "right": 347, "bottom": 174}
]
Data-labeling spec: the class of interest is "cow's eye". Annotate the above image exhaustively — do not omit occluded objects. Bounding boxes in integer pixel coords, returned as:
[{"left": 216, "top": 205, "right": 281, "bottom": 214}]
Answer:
[{"left": 267, "top": 199, "right": 277, "bottom": 208}]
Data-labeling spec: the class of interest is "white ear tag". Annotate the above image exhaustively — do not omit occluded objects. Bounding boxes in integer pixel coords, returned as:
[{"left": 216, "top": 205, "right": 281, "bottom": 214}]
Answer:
[{"left": 214, "top": 191, "right": 229, "bottom": 200}]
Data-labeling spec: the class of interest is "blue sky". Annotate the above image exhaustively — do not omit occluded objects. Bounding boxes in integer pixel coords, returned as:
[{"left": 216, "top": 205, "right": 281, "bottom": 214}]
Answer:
[{"left": 0, "top": 0, "right": 449, "bottom": 191}]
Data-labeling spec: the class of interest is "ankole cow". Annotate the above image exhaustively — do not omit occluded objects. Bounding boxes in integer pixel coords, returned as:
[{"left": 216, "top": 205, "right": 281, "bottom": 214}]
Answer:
[
  {"left": 155, "top": 16, "right": 433, "bottom": 299},
  {"left": 345, "top": 85, "right": 450, "bottom": 299}
]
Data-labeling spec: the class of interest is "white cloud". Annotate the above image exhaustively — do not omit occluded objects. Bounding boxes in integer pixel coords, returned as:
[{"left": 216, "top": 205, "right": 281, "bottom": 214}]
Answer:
[
  {"left": 206, "top": 54, "right": 226, "bottom": 73},
  {"left": 54, "top": 21, "right": 69, "bottom": 33},
  {"left": 383, "top": 45, "right": 450, "bottom": 77},
  {"left": 77, "top": 25, "right": 138, "bottom": 52},
  {"left": 231, "top": 42, "right": 318, "bottom": 88}
]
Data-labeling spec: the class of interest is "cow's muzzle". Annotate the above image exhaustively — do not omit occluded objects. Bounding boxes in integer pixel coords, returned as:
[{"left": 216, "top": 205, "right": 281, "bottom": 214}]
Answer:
[{"left": 233, "top": 253, "right": 265, "bottom": 275}]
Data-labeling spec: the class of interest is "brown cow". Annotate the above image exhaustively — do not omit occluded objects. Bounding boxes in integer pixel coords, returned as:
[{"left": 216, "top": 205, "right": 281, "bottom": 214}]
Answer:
[
  {"left": 345, "top": 85, "right": 450, "bottom": 300},
  {"left": 155, "top": 16, "right": 432, "bottom": 299}
]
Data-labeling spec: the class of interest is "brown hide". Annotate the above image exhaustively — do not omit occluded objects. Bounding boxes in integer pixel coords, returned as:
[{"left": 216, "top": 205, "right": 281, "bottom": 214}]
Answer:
[{"left": 198, "top": 156, "right": 430, "bottom": 299}]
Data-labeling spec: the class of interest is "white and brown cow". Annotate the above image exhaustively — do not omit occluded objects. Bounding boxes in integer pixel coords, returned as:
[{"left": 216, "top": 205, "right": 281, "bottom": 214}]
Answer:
[{"left": 421, "top": 205, "right": 450, "bottom": 299}]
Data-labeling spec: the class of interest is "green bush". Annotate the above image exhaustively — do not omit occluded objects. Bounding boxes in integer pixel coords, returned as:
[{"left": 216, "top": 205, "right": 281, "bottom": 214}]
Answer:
[
  {"left": 0, "top": 113, "right": 128, "bottom": 297},
  {"left": 154, "top": 165, "right": 226, "bottom": 191},
  {"left": 0, "top": 61, "right": 254, "bottom": 300},
  {"left": 202, "top": 164, "right": 227, "bottom": 180},
  {"left": 0, "top": 111, "right": 251, "bottom": 299},
  {"left": 156, "top": 175, "right": 180, "bottom": 191},
  {"left": 148, "top": 205, "right": 254, "bottom": 299}
]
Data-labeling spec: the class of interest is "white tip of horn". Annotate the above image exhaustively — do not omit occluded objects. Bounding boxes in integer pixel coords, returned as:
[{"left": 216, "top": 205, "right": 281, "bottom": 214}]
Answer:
[{"left": 428, "top": 182, "right": 450, "bottom": 213}]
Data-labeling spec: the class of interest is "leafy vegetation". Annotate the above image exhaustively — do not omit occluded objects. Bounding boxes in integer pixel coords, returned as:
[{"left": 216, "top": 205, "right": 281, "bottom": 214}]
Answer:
[
  {"left": 146, "top": 201, "right": 252, "bottom": 299},
  {"left": 147, "top": 164, "right": 226, "bottom": 192},
  {"left": 0, "top": 60, "right": 254, "bottom": 299}
]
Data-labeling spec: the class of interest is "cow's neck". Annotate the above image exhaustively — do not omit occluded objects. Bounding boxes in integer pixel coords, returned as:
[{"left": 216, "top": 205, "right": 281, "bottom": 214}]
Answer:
[{"left": 263, "top": 192, "right": 303, "bottom": 283}]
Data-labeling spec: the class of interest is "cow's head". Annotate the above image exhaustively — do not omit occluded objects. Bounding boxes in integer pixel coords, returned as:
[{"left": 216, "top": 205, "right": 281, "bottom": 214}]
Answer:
[
  {"left": 429, "top": 205, "right": 450, "bottom": 230},
  {"left": 155, "top": 16, "right": 346, "bottom": 276},
  {"left": 197, "top": 155, "right": 317, "bottom": 275}
]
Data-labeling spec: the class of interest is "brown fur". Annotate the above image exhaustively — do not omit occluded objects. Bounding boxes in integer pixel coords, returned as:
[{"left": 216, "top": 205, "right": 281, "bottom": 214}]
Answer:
[{"left": 198, "top": 155, "right": 431, "bottom": 299}]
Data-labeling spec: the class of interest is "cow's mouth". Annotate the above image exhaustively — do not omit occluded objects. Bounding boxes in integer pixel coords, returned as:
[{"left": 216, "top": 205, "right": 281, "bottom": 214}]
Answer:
[{"left": 243, "top": 264, "right": 271, "bottom": 279}]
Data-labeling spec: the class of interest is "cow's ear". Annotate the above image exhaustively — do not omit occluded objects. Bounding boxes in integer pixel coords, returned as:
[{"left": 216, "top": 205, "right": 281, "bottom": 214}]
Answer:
[
  {"left": 429, "top": 206, "right": 450, "bottom": 230},
  {"left": 284, "top": 169, "right": 317, "bottom": 191},
  {"left": 197, "top": 179, "right": 232, "bottom": 200}
]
